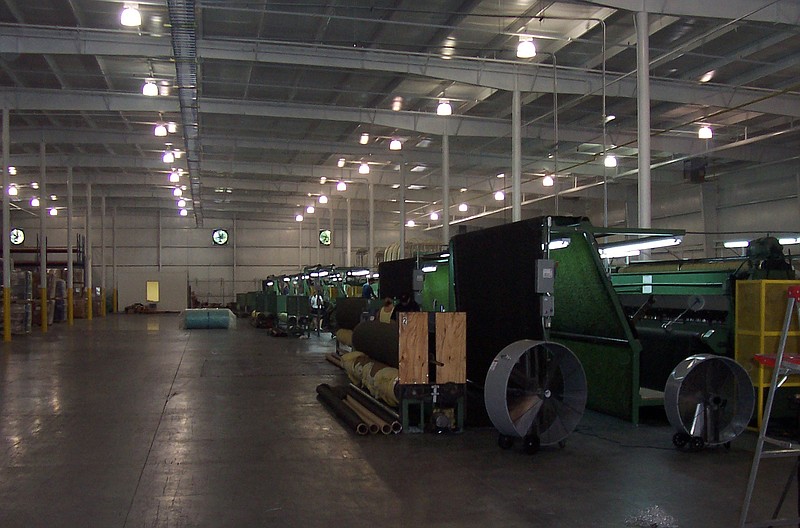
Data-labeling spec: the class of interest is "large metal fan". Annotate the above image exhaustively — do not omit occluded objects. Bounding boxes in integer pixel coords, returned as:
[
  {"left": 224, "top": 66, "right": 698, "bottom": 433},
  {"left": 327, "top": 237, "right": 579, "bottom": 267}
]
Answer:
[
  {"left": 664, "top": 354, "right": 754, "bottom": 451},
  {"left": 484, "top": 340, "right": 587, "bottom": 453}
]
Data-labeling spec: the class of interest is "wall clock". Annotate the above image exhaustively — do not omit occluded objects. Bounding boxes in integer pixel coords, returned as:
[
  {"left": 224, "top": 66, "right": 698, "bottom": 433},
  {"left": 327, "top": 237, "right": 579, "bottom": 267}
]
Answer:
[
  {"left": 211, "top": 228, "right": 229, "bottom": 245},
  {"left": 9, "top": 228, "right": 24, "bottom": 245}
]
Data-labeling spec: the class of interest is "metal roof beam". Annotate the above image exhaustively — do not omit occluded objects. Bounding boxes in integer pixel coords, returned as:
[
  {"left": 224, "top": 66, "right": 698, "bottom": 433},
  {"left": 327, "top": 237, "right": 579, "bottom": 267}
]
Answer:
[{"left": 592, "top": 0, "right": 800, "bottom": 25}]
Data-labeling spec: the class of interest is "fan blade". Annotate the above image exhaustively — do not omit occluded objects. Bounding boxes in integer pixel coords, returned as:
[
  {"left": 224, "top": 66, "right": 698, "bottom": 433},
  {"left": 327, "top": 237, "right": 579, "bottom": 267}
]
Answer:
[{"left": 511, "top": 395, "right": 543, "bottom": 437}]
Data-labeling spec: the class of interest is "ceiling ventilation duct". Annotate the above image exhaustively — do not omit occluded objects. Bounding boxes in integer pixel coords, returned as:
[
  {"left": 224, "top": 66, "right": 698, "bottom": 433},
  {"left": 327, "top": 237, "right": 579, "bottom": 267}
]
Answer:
[{"left": 167, "top": 0, "right": 203, "bottom": 226}]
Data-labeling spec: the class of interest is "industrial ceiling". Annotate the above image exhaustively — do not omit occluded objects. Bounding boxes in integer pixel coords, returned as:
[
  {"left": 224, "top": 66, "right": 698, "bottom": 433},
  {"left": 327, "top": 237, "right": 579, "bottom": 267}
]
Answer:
[{"left": 1, "top": 0, "right": 799, "bottom": 235}]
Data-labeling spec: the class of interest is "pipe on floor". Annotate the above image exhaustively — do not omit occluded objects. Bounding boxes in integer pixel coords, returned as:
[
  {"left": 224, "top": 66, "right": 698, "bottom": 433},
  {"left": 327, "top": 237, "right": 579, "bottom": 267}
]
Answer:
[
  {"left": 347, "top": 384, "right": 402, "bottom": 433},
  {"left": 343, "top": 398, "right": 381, "bottom": 435},
  {"left": 316, "top": 384, "right": 368, "bottom": 435},
  {"left": 345, "top": 396, "right": 392, "bottom": 435}
]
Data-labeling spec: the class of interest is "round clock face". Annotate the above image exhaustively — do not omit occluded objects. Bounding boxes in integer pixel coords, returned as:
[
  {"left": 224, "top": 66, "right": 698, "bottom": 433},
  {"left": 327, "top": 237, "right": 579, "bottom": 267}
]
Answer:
[
  {"left": 211, "top": 228, "right": 229, "bottom": 245},
  {"left": 9, "top": 228, "right": 24, "bottom": 245},
  {"left": 319, "top": 229, "right": 331, "bottom": 246}
]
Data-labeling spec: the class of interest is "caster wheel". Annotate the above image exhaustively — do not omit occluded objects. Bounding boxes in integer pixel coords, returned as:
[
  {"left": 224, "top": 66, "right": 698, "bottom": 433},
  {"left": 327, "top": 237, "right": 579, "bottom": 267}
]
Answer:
[
  {"left": 672, "top": 432, "right": 690, "bottom": 448},
  {"left": 498, "top": 434, "right": 514, "bottom": 450},
  {"left": 558, "top": 440, "right": 567, "bottom": 449},
  {"left": 724, "top": 441, "right": 731, "bottom": 450},
  {"left": 689, "top": 436, "right": 704, "bottom": 452},
  {"left": 523, "top": 434, "right": 540, "bottom": 455}
]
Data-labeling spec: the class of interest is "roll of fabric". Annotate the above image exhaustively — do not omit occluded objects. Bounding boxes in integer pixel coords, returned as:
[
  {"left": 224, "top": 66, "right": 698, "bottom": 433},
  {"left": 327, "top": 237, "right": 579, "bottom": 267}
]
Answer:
[
  {"left": 351, "top": 320, "right": 399, "bottom": 368},
  {"left": 336, "top": 328, "right": 354, "bottom": 347},
  {"left": 182, "top": 308, "right": 236, "bottom": 329},
  {"left": 340, "top": 351, "right": 399, "bottom": 407}
]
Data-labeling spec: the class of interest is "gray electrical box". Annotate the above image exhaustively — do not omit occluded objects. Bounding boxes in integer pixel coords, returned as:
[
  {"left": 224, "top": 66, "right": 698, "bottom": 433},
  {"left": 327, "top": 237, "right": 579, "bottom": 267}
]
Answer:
[
  {"left": 412, "top": 269, "right": 425, "bottom": 292},
  {"left": 535, "top": 259, "right": 556, "bottom": 294},
  {"left": 540, "top": 295, "right": 555, "bottom": 317}
]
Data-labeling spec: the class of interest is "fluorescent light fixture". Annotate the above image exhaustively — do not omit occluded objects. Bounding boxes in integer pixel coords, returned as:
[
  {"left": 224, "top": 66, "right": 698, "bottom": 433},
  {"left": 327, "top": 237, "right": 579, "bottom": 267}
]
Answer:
[
  {"left": 391, "top": 96, "right": 403, "bottom": 111},
  {"left": 337, "top": 181, "right": 347, "bottom": 191},
  {"left": 319, "top": 177, "right": 326, "bottom": 184},
  {"left": 548, "top": 239, "right": 571, "bottom": 250},
  {"left": 162, "top": 151, "right": 175, "bottom": 164},
  {"left": 599, "top": 248, "right": 641, "bottom": 259},
  {"left": 604, "top": 114, "right": 616, "bottom": 123},
  {"left": 173, "top": 187, "right": 182, "bottom": 197},
  {"left": 416, "top": 139, "right": 431, "bottom": 148},
  {"left": 50, "top": 194, "right": 57, "bottom": 201},
  {"left": 437, "top": 99, "right": 452, "bottom": 116},
  {"left": 283, "top": 277, "right": 291, "bottom": 282},
  {"left": 169, "top": 170, "right": 180, "bottom": 183},
  {"left": 359, "top": 162, "right": 370, "bottom": 174},
  {"left": 421, "top": 265, "right": 437, "bottom": 273},
  {"left": 295, "top": 214, "right": 303, "bottom": 222},
  {"left": 359, "top": 132, "right": 369, "bottom": 145},
  {"left": 318, "top": 195, "right": 328, "bottom": 204},
  {"left": 350, "top": 269, "right": 370, "bottom": 277},
  {"left": 494, "top": 190, "right": 505, "bottom": 201},
  {"left": 516, "top": 36, "right": 536, "bottom": 58},
  {"left": 266, "top": 281, "right": 274, "bottom": 287},
  {"left": 120, "top": 4, "right": 141, "bottom": 26},
  {"left": 8, "top": 166, "right": 16, "bottom": 175},
  {"left": 142, "top": 80, "right": 158, "bottom": 96},
  {"left": 406, "top": 220, "right": 416, "bottom": 227},
  {"left": 700, "top": 70, "right": 715, "bottom": 83},
  {"left": 7, "top": 184, "right": 17, "bottom": 196},
  {"left": 430, "top": 212, "right": 439, "bottom": 221},
  {"left": 306, "top": 205, "right": 315, "bottom": 214},
  {"left": 30, "top": 181, "right": 38, "bottom": 189},
  {"left": 30, "top": 197, "right": 39, "bottom": 207},
  {"left": 179, "top": 208, "right": 188, "bottom": 217},
  {"left": 542, "top": 175, "right": 554, "bottom": 187},
  {"left": 407, "top": 185, "right": 425, "bottom": 190},
  {"left": 458, "top": 203, "right": 468, "bottom": 212},
  {"left": 604, "top": 154, "right": 617, "bottom": 168},
  {"left": 173, "top": 149, "right": 183, "bottom": 159},
  {"left": 389, "top": 138, "right": 402, "bottom": 151},
  {"left": 49, "top": 207, "right": 58, "bottom": 216},
  {"left": 167, "top": 122, "right": 177, "bottom": 134},
  {"left": 779, "top": 237, "right": 800, "bottom": 245},
  {"left": 599, "top": 237, "right": 682, "bottom": 259},
  {"left": 698, "top": 126, "right": 713, "bottom": 139},
  {"left": 460, "top": 187, "right": 467, "bottom": 192},
  {"left": 497, "top": 173, "right": 505, "bottom": 178},
  {"left": 154, "top": 123, "right": 167, "bottom": 137},
  {"left": 158, "top": 84, "right": 170, "bottom": 97},
  {"left": 337, "top": 158, "right": 346, "bottom": 168},
  {"left": 177, "top": 199, "right": 186, "bottom": 208},
  {"left": 723, "top": 240, "right": 749, "bottom": 249},
  {"left": 372, "top": 273, "right": 379, "bottom": 278},
  {"left": 410, "top": 165, "right": 426, "bottom": 172}
]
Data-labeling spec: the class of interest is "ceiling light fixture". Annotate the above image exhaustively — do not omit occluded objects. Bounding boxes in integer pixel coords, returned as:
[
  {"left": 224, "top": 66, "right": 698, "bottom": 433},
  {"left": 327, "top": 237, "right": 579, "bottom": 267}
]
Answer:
[
  {"left": 7, "top": 184, "right": 17, "bottom": 196},
  {"left": 542, "top": 175, "right": 554, "bottom": 187},
  {"left": 179, "top": 208, "right": 188, "bottom": 217},
  {"left": 154, "top": 123, "right": 167, "bottom": 137},
  {"left": 497, "top": 173, "right": 505, "bottom": 179},
  {"left": 173, "top": 188, "right": 182, "bottom": 197},
  {"left": 162, "top": 151, "right": 175, "bottom": 164},
  {"left": 50, "top": 194, "right": 57, "bottom": 201},
  {"left": 31, "top": 182, "right": 38, "bottom": 190},
  {"left": 458, "top": 203, "right": 468, "bottom": 212},
  {"left": 604, "top": 154, "right": 618, "bottom": 168},
  {"left": 359, "top": 132, "right": 369, "bottom": 145},
  {"left": 723, "top": 240, "right": 749, "bottom": 248},
  {"left": 319, "top": 177, "right": 326, "bottom": 185},
  {"left": 516, "top": 35, "right": 536, "bottom": 58},
  {"left": 295, "top": 214, "right": 303, "bottom": 222},
  {"left": 430, "top": 212, "right": 439, "bottom": 221},
  {"left": 389, "top": 138, "right": 402, "bottom": 151},
  {"left": 318, "top": 195, "right": 328, "bottom": 204},
  {"left": 8, "top": 166, "right": 16, "bottom": 175},
  {"left": 599, "top": 237, "right": 682, "bottom": 259},
  {"left": 169, "top": 170, "right": 180, "bottom": 183},
  {"left": 437, "top": 99, "right": 452, "bottom": 116},
  {"left": 49, "top": 207, "right": 58, "bottom": 216},
  {"left": 700, "top": 70, "right": 715, "bottom": 83},
  {"left": 166, "top": 122, "right": 177, "bottom": 134},
  {"left": 698, "top": 126, "right": 713, "bottom": 139},
  {"left": 30, "top": 197, "right": 39, "bottom": 207},
  {"left": 336, "top": 181, "right": 347, "bottom": 191},
  {"left": 306, "top": 205, "right": 315, "bottom": 214},
  {"left": 359, "top": 162, "right": 370, "bottom": 175},
  {"left": 604, "top": 114, "right": 616, "bottom": 123},
  {"left": 120, "top": 4, "right": 142, "bottom": 27},
  {"left": 406, "top": 220, "right": 416, "bottom": 227},
  {"left": 391, "top": 96, "right": 403, "bottom": 111},
  {"left": 177, "top": 199, "right": 186, "bottom": 208},
  {"left": 142, "top": 80, "right": 158, "bottom": 97},
  {"left": 337, "top": 158, "right": 345, "bottom": 168},
  {"left": 494, "top": 190, "right": 505, "bottom": 201}
]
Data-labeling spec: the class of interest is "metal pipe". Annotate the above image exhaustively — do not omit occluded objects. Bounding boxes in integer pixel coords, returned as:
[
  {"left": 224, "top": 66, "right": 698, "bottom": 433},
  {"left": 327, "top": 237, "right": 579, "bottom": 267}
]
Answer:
[
  {"left": 66, "top": 166, "right": 73, "bottom": 325},
  {"left": 636, "top": 10, "right": 652, "bottom": 230},
  {"left": 346, "top": 384, "right": 402, "bottom": 433},
  {"left": 2, "top": 108, "right": 10, "bottom": 341},
  {"left": 343, "top": 397, "right": 381, "bottom": 434},
  {"left": 85, "top": 181, "right": 92, "bottom": 320},
  {"left": 512, "top": 85, "right": 521, "bottom": 222},
  {"left": 442, "top": 117, "right": 450, "bottom": 245},
  {"left": 368, "top": 180, "right": 374, "bottom": 268},
  {"left": 316, "top": 383, "right": 369, "bottom": 435},
  {"left": 346, "top": 197, "right": 351, "bottom": 267},
  {"left": 100, "top": 194, "right": 106, "bottom": 317},
  {"left": 400, "top": 157, "right": 406, "bottom": 258},
  {"left": 39, "top": 142, "right": 47, "bottom": 331},
  {"left": 345, "top": 395, "right": 391, "bottom": 435}
]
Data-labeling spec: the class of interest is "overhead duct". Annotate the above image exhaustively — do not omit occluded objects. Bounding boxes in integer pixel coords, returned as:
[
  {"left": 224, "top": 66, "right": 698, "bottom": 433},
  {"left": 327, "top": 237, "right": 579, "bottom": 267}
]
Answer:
[{"left": 167, "top": 0, "right": 203, "bottom": 226}]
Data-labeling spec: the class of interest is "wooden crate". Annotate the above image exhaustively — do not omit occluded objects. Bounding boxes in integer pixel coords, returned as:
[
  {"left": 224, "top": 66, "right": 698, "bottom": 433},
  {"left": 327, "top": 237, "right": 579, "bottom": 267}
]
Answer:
[
  {"left": 398, "top": 312, "right": 428, "bottom": 384},
  {"left": 435, "top": 312, "right": 466, "bottom": 384}
]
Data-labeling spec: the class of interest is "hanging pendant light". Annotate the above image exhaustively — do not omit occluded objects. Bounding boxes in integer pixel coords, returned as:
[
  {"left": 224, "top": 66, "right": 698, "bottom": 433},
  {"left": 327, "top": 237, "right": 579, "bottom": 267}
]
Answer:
[
  {"left": 142, "top": 80, "right": 158, "bottom": 96},
  {"left": 516, "top": 36, "right": 536, "bottom": 58},
  {"left": 336, "top": 181, "right": 347, "bottom": 191},
  {"left": 359, "top": 162, "right": 370, "bottom": 174},
  {"left": 437, "top": 99, "right": 452, "bottom": 116},
  {"left": 120, "top": 4, "right": 142, "bottom": 27}
]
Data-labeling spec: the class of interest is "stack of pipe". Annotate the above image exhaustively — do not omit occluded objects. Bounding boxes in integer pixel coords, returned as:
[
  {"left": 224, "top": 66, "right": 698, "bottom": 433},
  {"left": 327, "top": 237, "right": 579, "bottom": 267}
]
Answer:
[{"left": 316, "top": 383, "right": 402, "bottom": 435}]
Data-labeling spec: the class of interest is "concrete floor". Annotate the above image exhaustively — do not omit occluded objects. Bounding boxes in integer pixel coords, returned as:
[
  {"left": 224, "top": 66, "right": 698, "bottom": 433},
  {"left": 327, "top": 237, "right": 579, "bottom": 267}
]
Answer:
[{"left": 0, "top": 313, "right": 796, "bottom": 527}]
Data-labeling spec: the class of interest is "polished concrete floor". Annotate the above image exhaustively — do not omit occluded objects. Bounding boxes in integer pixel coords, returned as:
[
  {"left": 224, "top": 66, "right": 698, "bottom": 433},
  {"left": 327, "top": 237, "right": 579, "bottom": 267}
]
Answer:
[{"left": 0, "top": 313, "right": 796, "bottom": 527}]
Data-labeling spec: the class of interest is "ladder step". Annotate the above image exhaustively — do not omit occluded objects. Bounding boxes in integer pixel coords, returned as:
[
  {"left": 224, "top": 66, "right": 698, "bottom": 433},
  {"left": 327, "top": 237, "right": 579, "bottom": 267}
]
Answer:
[{"left": 763, "top": 436, "right": 800, "bottom": 450}]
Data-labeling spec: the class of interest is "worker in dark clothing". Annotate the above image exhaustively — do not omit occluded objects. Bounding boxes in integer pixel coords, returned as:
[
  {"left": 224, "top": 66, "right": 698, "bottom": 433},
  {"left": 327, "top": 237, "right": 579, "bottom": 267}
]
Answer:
[
  {"left": 362, "top": 278, "right": 377, "bottom": 299},
  {"left": 391, "top": 292, "right": 421, "bottom": 320}
]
